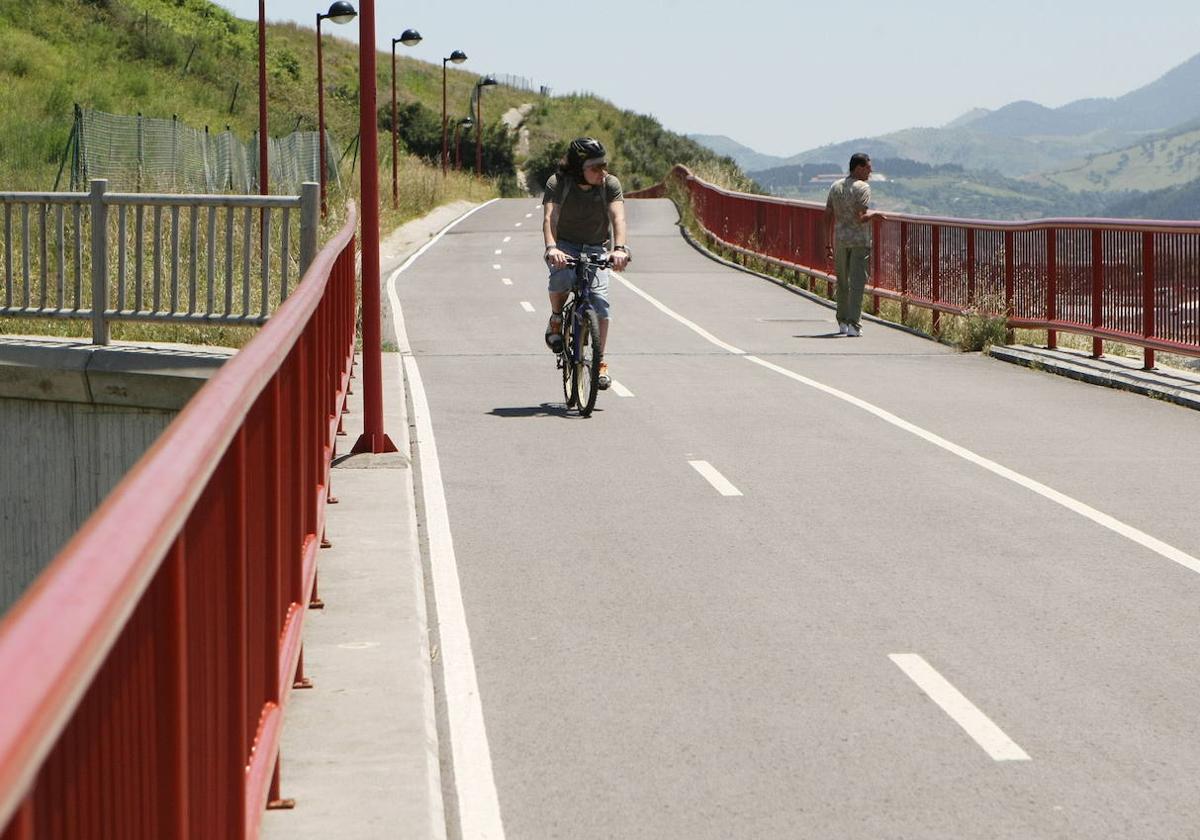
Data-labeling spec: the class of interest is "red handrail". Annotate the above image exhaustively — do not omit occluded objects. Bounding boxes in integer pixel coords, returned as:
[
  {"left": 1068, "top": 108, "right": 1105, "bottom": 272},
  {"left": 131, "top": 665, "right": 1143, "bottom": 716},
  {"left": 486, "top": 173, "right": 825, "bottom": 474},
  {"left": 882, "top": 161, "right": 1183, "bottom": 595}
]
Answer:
[
  {"left": 0, "top": 204, "right": 360, "bottom": 839},
  {"left": 634, "top": 166, "right": 1200, "bottom": 365}
]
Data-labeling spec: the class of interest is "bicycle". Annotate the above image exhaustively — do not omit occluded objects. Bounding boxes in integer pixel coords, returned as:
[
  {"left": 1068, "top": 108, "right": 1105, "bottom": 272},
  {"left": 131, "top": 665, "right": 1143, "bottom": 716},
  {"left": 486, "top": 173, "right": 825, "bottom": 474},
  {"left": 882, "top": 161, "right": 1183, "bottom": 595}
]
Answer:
[{"left": 556, "top": 253, "right": 611, "bottom": 417}]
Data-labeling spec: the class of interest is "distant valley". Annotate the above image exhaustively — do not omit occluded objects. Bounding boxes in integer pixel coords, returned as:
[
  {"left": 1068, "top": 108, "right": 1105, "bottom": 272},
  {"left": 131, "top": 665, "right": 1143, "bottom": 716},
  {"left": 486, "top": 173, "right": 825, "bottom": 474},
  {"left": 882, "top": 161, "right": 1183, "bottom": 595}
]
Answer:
[{"left": 690, "top": 52, "right": 1200, "bottom": 220}]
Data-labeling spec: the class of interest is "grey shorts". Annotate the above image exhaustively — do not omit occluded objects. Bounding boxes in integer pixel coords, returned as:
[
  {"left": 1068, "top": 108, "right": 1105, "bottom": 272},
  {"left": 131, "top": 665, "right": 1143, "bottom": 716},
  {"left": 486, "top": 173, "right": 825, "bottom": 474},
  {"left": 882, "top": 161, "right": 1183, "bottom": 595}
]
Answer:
[{"left": 548, "top": 241, "right": 610, "bottom": 319}]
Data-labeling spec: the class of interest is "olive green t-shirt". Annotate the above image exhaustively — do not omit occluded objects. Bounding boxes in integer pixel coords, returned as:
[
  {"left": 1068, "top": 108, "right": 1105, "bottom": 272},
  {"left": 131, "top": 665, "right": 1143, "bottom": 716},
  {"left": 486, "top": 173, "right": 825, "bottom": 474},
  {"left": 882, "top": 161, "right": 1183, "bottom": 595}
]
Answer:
[{"left": 543, "top": 172, "right": 623, "bottom": 246}]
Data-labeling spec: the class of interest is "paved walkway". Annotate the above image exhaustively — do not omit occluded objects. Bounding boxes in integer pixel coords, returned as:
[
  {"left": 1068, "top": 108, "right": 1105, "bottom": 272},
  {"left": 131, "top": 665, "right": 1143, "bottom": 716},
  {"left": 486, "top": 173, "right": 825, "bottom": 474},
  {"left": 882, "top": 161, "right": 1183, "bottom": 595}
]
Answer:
[{"left": 263, "top": 198, "right": 1200, "bottom": 839}]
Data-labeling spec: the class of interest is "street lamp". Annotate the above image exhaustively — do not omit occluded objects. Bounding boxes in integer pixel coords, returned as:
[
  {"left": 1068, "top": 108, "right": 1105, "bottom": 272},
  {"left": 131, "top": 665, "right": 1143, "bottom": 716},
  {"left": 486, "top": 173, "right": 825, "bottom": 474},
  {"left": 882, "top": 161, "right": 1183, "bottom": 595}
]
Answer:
[
  {"left": 455, "top": 116, "right": 473, "bottom": 170},
  {"left": 390, "top": 28, "right": 422, "bottom": 207},
  {"left": 352, "top": 0, "right": 396, "bottom": 454},
  {"left": 441, "top": 50, "right": 467, "bottom": 175},
  {"left": 475, "top": 75, "right": 497, "bottom": 176},
  {"left": 316, "top": 1, "right": 358, "bottom": 217},
  {"left": 257, "top": 0, "right": 268, "bottom": 194}
]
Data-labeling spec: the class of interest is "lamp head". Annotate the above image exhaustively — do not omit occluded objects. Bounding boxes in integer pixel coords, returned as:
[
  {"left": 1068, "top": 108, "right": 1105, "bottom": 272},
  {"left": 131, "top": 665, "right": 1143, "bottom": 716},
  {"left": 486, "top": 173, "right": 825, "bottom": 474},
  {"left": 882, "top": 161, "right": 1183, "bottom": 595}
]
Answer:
[
  {"left": 399, "top": 28, "right": 422, "bottom": 46},
  {"left": 479, "top": 74, "right": 498, "bottom": 87},
  {"left": 322, "top": 1, "right": 356, "bottom": 24},
  {"left": 448, "top": 50, "right": 468, "bottom": 64}
]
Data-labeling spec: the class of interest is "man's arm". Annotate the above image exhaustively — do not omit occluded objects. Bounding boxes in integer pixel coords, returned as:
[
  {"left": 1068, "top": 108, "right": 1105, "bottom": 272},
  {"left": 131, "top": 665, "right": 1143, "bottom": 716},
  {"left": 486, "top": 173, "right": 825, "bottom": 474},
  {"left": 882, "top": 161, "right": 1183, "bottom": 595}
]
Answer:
[
  {"left": 823, "top": 201, "right": 836, "bottom": 261},
  {"left": 543, "top": 201, "right": 568, "bottom": 268},
  {"left": 608, "top": 200, "right": 629, "bottom": 270}
]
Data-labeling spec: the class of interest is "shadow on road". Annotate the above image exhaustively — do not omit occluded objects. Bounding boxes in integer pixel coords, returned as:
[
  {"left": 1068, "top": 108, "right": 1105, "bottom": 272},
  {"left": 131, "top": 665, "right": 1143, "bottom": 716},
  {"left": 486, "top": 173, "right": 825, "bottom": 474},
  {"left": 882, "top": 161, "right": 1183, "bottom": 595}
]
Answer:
[
  {"left": 489, "top": 403, "right": 598, "bottom": 418},
  {"left": 794, "top": 332, "right": 845, "bottom": 339}
]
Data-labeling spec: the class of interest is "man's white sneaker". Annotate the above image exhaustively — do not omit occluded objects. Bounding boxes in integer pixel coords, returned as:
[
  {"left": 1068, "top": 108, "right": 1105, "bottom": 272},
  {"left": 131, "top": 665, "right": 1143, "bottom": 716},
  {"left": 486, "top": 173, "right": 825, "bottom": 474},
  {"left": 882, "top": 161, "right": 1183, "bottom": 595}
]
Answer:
[
  {"left": 846, "top": 323, "right": 861, "bottom": 337},
  {"left": 837, "top": 322, "right": 849, "bottom": 335}
]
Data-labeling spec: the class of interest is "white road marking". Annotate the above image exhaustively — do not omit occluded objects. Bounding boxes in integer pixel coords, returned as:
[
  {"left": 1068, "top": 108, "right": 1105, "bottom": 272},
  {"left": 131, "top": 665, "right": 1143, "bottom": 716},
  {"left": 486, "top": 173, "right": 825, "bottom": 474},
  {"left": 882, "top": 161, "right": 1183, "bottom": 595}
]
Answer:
[
  {"left": 520, "top": 301, "right": 535, "bottom": 313},
  {"left": 614, "top": 273, "right": 1200, "bottom": 578},
  {"left": 494, "top": 249, "right": 502, "bottom": 255},
  {"left": 890, "top": 654, "right": 1030, "bottom": 762},
  {"left": 514, "top": 222, "right": 522, "bottom": 227},
  {"left": 385, "top": 199, "right": 507, "bottom": 840},
  {"left": 501, "top": 278, "right": 512, "bottom": 286},
  {"left": 609, "top": 380, "right": 634, "bottom": 398},
  {"left": 492, "top": 264, "right": 501, "bottom": 270},
  {"left": 524, "top": 213, "right": 533, "bottom": 218},
  {"left": 503, "top": 236, "right": 511, "bottom": 243},
  {"left": 688, "top": 460, "right": 743, "bottom": 497}
]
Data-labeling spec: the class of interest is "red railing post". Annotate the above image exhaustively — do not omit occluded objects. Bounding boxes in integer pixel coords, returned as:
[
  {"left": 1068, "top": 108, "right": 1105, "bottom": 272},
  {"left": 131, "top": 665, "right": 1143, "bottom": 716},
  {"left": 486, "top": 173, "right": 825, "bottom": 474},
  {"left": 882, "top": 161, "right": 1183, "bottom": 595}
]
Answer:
[
  {"left": 1046, "top": 228, "right": 1058, "bottom": 350},
  {"left": 899, "top": 221, "right": 909, "bottom": 324},
  {"left": 1004, "top": 230, "right": 1015, "bottom": 344},
  {"left": 966, "top": 227, "right": 976, "bottom": 306},
  {"left": 871, "top": 215, "right": 881, "bottom": 315},
  {"left": 1143, "top": 231, "right": 1155, "bottom": 369},
  {"left": 931, "top": 225, "right": 942, "bottom": 336},
  {"left": 1091, "top": 229, "right": 1104, "bottom": 358},
  {"left": 159, "top": 540, "right": 190, "bottom": 839}
]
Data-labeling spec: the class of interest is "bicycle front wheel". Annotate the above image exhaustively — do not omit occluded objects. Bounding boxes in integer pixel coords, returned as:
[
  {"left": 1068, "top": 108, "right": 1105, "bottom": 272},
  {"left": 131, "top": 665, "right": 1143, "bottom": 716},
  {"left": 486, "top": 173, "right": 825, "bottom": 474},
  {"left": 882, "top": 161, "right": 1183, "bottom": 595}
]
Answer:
[
  {"left": 572, "top": 308, "right": 602, "bottom": 417},
  {"left": 561, "top": 306, "right": 577, "bottom": 408}
]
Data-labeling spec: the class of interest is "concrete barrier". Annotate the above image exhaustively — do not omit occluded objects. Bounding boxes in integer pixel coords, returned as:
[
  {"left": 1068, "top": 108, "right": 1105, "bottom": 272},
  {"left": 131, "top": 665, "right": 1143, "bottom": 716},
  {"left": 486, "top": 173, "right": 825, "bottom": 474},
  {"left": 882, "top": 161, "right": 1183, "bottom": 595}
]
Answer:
[{"left": 0, "top": 336, "right": 233, "bottom": 614}]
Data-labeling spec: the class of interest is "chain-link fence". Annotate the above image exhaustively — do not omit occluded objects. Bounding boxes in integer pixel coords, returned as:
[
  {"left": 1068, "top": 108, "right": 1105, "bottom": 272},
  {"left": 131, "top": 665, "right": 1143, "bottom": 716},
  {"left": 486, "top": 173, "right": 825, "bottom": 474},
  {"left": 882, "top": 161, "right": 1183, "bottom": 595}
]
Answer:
[{"left": 69, "top": 106, "right": 339, "bottom": 196}]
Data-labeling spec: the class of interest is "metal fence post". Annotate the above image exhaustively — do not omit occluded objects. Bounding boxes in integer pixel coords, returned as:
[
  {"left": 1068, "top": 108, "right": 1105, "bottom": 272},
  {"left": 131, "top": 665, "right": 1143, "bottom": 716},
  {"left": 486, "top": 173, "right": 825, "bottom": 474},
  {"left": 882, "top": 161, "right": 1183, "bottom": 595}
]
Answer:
[
  {"left": 90, "top": 179, "right": 109, "bottom": 345},
  {"left": 299, "top": 182, "right": 319, "bottom": 279}
]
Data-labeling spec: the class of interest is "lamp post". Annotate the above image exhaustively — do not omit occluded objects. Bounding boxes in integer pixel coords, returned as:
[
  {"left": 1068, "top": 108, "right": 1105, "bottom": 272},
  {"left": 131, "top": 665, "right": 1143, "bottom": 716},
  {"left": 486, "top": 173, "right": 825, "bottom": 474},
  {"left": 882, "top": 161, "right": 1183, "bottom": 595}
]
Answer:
[
  {"left": 475, "top": 75, "right": 497, "bottom": 176},
  {"left": 257, "top": 0, "right": 268, "bottom": 194},
  {"left": 352, "top": 0, "right": 395, "bottom": 454},
  {"left": 441, "top": 50, "right": 467, "bottom": 175},
  {"left": 316, "top": 1, "right": 358, "bottom": 217},
  {"left": 455, "top": 116, "right": 473, "bottom": 170},
  {"left": 390, "top": 28, "right": 423, "bottom": 207}
]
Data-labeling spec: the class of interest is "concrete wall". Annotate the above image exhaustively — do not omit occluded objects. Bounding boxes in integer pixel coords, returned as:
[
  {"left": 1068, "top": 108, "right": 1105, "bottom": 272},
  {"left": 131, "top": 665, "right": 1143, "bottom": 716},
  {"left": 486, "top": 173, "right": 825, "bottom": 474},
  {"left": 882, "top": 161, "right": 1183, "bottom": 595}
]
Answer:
[{"left": 0, "top": 337, "right": 232, "bottom": 615}]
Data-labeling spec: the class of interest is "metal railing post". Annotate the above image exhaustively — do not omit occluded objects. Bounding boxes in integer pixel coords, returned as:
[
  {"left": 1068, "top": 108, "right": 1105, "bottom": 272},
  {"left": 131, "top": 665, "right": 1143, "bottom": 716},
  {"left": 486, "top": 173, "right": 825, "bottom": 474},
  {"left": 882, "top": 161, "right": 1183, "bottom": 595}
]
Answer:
[
  {"left": 300, "top": 182, "right": 319, "bottom": 279},
  {"left": 89, "top": 179, "right": 109, "bottom": 345},
  {"left": 1046, "top": 228, "right": 1057, "bottom": 350},
  {"left": 1142, "top": 231, "right": 1155, "bottom": 370},
  {"left": 1091, "top": 229, "right": 1104, "bottom": 358}
]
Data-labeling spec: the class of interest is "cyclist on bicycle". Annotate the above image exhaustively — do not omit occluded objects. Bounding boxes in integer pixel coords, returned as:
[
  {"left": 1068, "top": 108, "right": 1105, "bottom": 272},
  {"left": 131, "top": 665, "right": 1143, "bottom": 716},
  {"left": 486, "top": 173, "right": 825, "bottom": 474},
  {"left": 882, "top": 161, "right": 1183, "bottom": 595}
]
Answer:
[{"left": 543, "top": 137, "right": 630, "bottom": 389}]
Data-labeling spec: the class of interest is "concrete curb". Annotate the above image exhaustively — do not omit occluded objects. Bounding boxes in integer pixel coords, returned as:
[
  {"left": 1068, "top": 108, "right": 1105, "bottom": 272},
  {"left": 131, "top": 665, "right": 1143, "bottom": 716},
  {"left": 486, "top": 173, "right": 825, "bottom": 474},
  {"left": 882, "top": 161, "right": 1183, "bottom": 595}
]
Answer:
[{"left": 988, "top": 345, "right": 1200, "bottom": 412}]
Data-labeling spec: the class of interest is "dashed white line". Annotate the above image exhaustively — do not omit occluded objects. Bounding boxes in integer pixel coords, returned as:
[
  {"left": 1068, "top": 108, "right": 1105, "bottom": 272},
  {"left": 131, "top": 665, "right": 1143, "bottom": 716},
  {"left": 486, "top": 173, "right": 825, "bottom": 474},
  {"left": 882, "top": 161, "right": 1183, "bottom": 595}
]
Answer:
[
  {"left": 609, "top": 380, "right": 634, "bottom": 398},
  {"left": 492, "top": 264, "right": 501, "bottom": 270},
  {"left": 514, "top": 222, "right": 522, "bottom": 228},
  {"left": 503, "top": 236, "right": 511, "bottom": 243},
  {"left": 524, "top": 213, "right": 533, "bottom": 218},
  {"left": 688, "top": 460, "right": 742, "bottom": 497},
  {"left": 501, "top": 278, "right": 512, "bottom": 286},
  {"left": 494, "top": 249, "right": 502, "bottom": 255},
  {"left": 614, "top": 273, "right": 1200, "bottom": 578},
  {"left": 520, "top": 301, "right": 535, "bottom": 313},
  {"left": 890, "top": 654, "right": 1030, "bottom": 762}
]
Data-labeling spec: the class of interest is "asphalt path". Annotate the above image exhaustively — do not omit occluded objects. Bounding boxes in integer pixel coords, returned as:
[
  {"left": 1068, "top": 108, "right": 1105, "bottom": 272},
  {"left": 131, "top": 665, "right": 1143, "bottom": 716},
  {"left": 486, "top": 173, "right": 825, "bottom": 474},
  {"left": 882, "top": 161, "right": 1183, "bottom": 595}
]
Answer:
[{"left": 391, "top": 197, "right": 1200, "bottom": 839}]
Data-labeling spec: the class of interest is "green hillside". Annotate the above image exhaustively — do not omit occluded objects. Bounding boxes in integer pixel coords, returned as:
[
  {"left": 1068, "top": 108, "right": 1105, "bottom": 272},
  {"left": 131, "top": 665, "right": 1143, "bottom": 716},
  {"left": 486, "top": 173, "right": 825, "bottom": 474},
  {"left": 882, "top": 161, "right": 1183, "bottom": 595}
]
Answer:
[
  {"left": 0, "top": 0, "right": 743, "bottom": 199},
  {"left": 1037, "top": 126, "right": 1200, "bottom": 193}
]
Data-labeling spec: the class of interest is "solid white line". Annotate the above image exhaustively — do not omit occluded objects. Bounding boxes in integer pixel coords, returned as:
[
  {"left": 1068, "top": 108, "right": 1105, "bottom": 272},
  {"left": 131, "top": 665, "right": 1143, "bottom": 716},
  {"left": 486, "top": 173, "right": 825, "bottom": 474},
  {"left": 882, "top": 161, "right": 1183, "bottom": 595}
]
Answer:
[
  {"left": 614, "top": 273, "right": 1200, "bottom": 578},
  {"left": 609, "top": 380, "right": 634, "bottom": 398},
  {"left": 890, "top": 654, "right": 1030, "bottom": 761},
  {"left": 520, "top": 301, "right": 534, "bottom": 313},
  {"left": 688, "top": 460, "right": 743, "bottom": 496},
  {"left": 501, "top": 278, "right": 512, "bottom": 286},
  {"left": 386, "top": 200, "right": 507, "bottom": 839}
]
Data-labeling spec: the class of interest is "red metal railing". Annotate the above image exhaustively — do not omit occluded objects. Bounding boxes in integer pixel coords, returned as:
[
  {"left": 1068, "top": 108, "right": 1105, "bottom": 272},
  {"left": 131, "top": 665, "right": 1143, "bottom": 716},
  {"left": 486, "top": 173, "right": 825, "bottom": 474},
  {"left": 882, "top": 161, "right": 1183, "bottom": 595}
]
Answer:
[
  {"left": 0, "top": 204, "right": 359, "bottom": 839},
  {"left": 633, "top": 166, "right": 1200, "bottom": 367}
]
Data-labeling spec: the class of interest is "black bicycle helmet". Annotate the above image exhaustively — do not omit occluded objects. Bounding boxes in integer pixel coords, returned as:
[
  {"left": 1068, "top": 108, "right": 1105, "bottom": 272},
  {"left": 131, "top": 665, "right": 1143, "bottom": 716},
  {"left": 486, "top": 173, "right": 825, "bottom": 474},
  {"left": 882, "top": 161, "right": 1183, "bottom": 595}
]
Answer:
[{"left": 565, "top": 137, "right": 607, "bottom": 177}]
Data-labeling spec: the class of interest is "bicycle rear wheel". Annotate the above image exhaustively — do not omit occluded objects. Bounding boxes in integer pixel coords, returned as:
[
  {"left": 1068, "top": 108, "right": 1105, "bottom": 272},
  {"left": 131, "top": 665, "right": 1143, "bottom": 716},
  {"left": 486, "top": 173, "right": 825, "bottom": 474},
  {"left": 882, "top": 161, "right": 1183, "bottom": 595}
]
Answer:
[{"left": 572, "top": 308, "right": 602, "bottom": 417}]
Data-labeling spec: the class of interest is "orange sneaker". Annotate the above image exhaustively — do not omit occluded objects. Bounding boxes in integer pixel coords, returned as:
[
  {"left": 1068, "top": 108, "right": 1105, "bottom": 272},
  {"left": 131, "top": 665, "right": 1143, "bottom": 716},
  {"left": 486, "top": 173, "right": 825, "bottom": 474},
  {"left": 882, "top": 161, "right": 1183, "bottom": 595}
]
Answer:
[{"left": 597, "top": 361, "right": 611, "bottom": 390}]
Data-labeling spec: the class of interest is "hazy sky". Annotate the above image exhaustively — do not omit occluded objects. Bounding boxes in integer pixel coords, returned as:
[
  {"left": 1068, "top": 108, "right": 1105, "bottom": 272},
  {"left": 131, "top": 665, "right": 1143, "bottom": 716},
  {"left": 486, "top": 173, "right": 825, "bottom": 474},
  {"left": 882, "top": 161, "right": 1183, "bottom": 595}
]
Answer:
[{"left": 213, "top": 0, "right": 1199, "bottom": 157}]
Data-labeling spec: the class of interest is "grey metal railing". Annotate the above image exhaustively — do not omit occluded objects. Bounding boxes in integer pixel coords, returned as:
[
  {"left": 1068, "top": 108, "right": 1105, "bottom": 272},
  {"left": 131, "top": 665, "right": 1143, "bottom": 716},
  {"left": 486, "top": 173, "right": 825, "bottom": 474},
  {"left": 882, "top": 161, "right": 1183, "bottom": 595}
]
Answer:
[{"left": 0, "top": 179, "right": 319, "bottom": 344}]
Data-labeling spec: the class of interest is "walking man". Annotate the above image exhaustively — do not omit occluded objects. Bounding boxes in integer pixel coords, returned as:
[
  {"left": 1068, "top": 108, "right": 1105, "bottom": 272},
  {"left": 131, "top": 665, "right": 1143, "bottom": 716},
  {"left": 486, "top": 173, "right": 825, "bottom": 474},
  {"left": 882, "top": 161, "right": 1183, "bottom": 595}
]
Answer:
[{"left": 823, "top": 153, "right": 874, "bottom": 336}]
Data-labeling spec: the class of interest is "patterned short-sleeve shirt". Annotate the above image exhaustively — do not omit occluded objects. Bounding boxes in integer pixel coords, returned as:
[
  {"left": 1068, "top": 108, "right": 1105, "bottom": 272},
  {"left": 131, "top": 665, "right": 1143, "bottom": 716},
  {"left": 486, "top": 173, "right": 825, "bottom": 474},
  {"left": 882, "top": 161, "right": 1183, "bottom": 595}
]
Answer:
[{"left": 826, "top": 176, "right": 872, "bottom": 248}]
